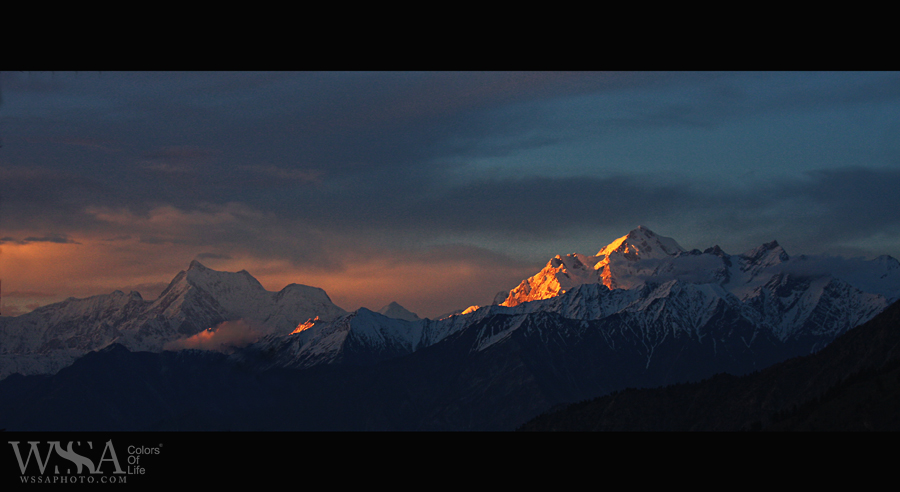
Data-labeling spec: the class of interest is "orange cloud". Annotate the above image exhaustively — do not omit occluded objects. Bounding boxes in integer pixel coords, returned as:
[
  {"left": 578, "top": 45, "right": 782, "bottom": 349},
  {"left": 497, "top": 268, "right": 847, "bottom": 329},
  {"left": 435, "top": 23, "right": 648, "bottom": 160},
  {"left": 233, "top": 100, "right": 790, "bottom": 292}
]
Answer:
[
  {"left": 163, "top": 319, "right": 267, "bottom": 352},
  {"left": 0, "top": 232, "right": 219, "bottom": 312},
  {"left": 0, "top": 211, "right": 537, "bottom": 320},
  {"left": 239, "top": 252, "right": 537, "bottom": 319}
]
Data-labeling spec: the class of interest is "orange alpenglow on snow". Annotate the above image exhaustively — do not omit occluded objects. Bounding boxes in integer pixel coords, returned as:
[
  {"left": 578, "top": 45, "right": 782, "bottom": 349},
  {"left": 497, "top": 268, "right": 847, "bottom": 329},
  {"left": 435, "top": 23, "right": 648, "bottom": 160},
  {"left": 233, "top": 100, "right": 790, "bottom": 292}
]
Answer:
[
  {"left": 461, "top": 305, "right": 480, "bottom": 315},
  {"left": 291, "top": 316, "right": 320, "bottom": 334},
  {"left": 500, "top": 226, "right": 684, "bottom": 307}
]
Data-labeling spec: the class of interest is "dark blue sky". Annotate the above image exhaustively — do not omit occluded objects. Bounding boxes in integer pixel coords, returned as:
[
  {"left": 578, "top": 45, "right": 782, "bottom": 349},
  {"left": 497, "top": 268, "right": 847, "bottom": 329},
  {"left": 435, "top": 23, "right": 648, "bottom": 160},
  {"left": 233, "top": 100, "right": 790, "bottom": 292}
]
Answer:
[{"left": 1, "top": 71, "right": 899, "bottom": 317}]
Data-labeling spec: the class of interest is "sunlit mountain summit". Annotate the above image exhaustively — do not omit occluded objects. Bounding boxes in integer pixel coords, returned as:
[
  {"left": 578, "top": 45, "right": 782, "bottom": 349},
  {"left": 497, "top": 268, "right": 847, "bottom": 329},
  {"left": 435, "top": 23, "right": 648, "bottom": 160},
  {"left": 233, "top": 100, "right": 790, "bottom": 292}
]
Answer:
[
  {"left": 3, "top": 227, "right": 899, "bottom": 380},
  {"left": 498, "top": 226, "right": 898, "bottom": 337},
  {"left": 253, "top": 226, "right": 898, "bottom": 374},
  {"left": 501, "top": 226, "right": 685, "bottom": 307},
  {"left": 2, "top": 226, "right": 900, "bottom": 430}
]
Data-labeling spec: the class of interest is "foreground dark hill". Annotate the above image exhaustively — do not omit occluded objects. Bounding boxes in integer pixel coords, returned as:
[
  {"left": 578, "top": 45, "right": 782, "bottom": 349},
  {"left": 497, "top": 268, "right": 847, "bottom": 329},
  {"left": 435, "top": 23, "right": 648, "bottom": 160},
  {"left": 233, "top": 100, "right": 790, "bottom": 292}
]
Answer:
[
  {"left": 0, "top": 304, "right": 878, "bottom": 431},
  {"left": 0, "top": 311, "right": 747, "bottom": 431},
  {"left": 0, "top": 327, "right": 553, "bottom": 431},
  {"left": 519, "top": 299, "right": 900, "bottom": 431}
]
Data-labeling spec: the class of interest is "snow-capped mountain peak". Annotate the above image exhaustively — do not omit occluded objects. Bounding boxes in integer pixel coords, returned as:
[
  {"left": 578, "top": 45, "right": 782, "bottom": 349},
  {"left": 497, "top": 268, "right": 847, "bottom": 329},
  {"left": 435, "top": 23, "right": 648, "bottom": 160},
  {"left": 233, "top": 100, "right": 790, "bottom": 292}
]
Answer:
[
  {"left": 4, "top": 230, "right": 900, "bottom": 391},
  {"left": 740, "top": 240, "right": 789, "bottom": 268},
  {"left": 377, "top": 302, "right": 421, "bottom": 321},
  {"left": 182, "top": 260, "right": 265, "bottom": 296},
  {"left": 146, "top": 261, "right": 345, "bottom": 332},
  {"left": 499, "top": 226, "right": 686, "bottom": 307},
  {"left": 0, "top": 261, "right": 348, "bottom": 378},
  {"left": 597, "top": 226, "right": 685, "bottom": 260}
]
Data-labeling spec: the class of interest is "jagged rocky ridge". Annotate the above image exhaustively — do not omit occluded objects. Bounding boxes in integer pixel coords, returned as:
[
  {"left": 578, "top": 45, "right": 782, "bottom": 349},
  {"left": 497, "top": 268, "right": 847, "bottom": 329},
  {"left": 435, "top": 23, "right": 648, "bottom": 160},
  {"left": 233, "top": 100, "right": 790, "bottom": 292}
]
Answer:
[
  {"left": 250, "top": 226, "right": 898, "bottom": 373},
  {"left": 1, "top": 226, "right": 900, "bottom": 430},
  {"left": 0, "top": 260, "right": 346, "bottom": 378},
  {"left": 518, "top": 297, "right": 900, "bottom": 431}
]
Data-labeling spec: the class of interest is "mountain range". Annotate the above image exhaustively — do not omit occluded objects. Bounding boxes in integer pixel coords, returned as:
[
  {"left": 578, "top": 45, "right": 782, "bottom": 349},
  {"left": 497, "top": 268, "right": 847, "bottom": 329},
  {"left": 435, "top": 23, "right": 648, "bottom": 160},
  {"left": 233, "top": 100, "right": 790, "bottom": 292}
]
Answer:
[
  {"left": 1, "top": 226, "right": 898, "bottom": 430},
  {"left": 0, "top": 260, "right": 346, "bottom": 378},
  {"left": 518, "top": 295, "right": 900, "bottom": 431}
]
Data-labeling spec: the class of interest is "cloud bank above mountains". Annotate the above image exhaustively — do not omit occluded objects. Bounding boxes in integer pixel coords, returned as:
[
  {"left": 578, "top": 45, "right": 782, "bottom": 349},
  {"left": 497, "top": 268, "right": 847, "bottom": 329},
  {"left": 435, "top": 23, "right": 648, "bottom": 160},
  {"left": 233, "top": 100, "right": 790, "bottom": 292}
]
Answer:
[{"left": 1, "top": 71, "right": 899, "bottom": 318}]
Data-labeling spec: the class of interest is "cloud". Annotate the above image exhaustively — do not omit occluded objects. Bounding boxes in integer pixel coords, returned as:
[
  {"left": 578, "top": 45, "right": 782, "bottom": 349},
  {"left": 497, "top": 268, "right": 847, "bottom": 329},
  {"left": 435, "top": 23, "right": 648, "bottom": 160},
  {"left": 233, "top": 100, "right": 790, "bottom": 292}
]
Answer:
[
  {"left": 270, "top": 242, "right": 541, "bottom": 319},
  {"left": 4, "top": 290, "right": 57, "bottom": 298},
  {"left": 0, "top": 164, "right": 121, "bottom": 233},
  {"left": 623, "top": 254, "right": 732, "bottom": 285},
  {"left": 22, "top": 233, "right": 81, "bottom": 244},
  {"left": 1, "top": 305, "right": 27, "bottom": 317},
  {"left": 304, "top": 173, "right": 705, "bottom": 240},
  {"left": 139, "top": 146, "right": 222, "bottom": 175},
  {"left": 163, "top": 319, "right": 268, "bottom": 353},
  {"left": 3, "top": 72, "right": 900, "bottom": 319},
  {"left": 1, "top": 233, "right": 80, "bottom": 245},
  {"left": 83, "top": 202, "right": 333, "bottom": 269},
  {"left": 5, "top": 73, "right": 895, "bottom": 242},
  {"left": 732, "top": 166, "right": 900, "bottom": 255},
  {"left": 142, "top": 146, "right": 222, "bottom": 162},
  {"left": 586, "top": 72, "right": 900, "bottom": 133},
  {"left": 14, "top": 137, "right": 121, "bottom": 153},
  {"left": 788, "top": 167, "right": 900, "bottom": 230},
  {"left": 140, "top": 162, "right": 196, "bottom": 175},
  {"left": 235, "top": 165, "right": 324, "bottom": 185}
]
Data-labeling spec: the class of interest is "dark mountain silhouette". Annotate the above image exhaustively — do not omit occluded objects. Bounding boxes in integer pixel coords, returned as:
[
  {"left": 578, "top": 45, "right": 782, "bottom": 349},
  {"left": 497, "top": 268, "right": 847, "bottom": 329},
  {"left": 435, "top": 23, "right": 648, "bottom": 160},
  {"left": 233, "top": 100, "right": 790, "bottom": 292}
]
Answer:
[
  {"left": 5, "top": 302, "right": 898, "bottom": 431},
  {"left": 518, "top": 299, "right": 900, "bottom": 431}
]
